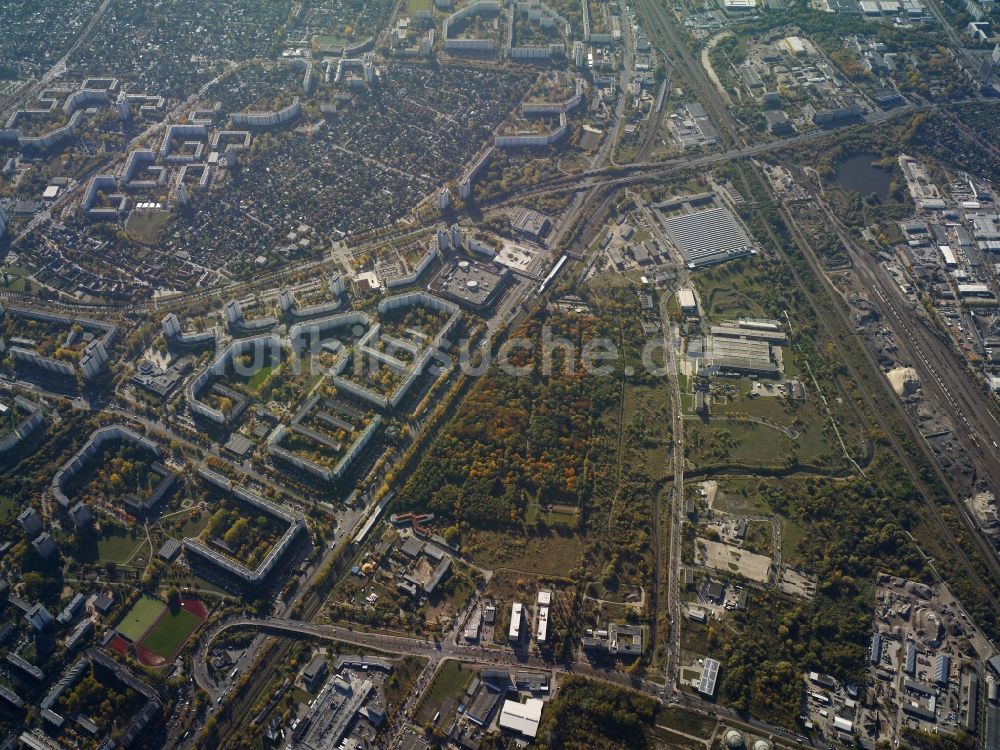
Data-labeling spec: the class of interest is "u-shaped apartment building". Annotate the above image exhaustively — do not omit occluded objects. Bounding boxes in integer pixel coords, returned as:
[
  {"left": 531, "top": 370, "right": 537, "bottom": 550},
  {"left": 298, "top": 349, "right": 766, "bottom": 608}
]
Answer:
[
  {"left": 185, "top": 335, "right": 282, "bottom": 424},
  {"left": 182, "top": 467, "right": 307, "bottom": 586}
]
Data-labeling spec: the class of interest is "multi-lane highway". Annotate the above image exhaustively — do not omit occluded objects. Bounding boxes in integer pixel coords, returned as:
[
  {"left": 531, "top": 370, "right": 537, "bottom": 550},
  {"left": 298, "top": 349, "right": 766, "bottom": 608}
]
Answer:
[{"left": 193, "top": 614, "right": 823, "bottom": 750}]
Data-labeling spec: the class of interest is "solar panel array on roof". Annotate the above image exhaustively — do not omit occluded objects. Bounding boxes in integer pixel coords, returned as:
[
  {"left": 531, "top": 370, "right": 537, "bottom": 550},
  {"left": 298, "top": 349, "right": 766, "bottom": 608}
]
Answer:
[
  {"left": 698, "top": 658, "right": 720, "bottom": 696},
  {"left": 663, "top": 207, "right": 754, "bottom": 268}
]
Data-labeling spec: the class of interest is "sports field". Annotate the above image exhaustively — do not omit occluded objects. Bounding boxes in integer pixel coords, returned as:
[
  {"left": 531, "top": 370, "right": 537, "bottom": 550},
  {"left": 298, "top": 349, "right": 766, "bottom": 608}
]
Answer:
[
  {"left": 141, "top": 609, "right": 200, "bottom": 659},
  {"left": 116, "top": 595, "right": 165, "bottom": 641},
  {"left": 136, "top": 599, "right": 208, "bottom": 666}
]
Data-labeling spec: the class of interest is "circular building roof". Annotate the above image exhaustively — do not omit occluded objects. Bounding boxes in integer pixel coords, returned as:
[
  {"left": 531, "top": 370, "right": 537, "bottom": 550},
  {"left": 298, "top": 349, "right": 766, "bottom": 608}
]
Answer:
[{"left": 725, "top": 729, "right": 745, "bottom": 749}]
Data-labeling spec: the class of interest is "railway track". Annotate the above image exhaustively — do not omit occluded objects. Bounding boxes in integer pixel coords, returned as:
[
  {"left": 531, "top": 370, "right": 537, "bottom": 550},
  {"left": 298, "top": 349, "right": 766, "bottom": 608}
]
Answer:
[
  {"left": 806, "top": 191, "right": 1000, "bottom": 602},
  {"left": 633, "top": 0, "right": 740, "bottom": 145},
  {"left": 760, "top": 166, "right": 1000, "bottom": 613}
]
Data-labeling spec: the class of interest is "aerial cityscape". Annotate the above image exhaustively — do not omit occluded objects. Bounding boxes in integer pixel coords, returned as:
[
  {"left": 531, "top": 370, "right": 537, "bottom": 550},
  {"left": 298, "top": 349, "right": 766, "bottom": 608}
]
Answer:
[{"left": 3, "top": 0, "right": 1000, "bottom": 748}]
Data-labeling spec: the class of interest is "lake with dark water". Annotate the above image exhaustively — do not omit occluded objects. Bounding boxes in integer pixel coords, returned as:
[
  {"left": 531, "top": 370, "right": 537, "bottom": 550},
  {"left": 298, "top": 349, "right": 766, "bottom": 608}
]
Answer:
[{"left": 834, "top": 152, "right": 892, "bottom": 200}]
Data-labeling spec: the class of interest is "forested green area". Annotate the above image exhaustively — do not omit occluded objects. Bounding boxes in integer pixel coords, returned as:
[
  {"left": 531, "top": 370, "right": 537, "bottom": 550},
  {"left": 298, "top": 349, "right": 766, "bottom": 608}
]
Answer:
[
  {"left": 712, "top": 465, "right": 931, "bottom": 721},
  {"left": 397, "top": 305, "right": 619, "bottom": 527},
  {"left": 536, "top": 677, "right": 659, "bottom": 750}
]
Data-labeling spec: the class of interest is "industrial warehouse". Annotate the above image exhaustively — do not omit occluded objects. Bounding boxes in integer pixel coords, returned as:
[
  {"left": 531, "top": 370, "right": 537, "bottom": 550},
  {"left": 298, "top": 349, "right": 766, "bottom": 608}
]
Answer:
[{"left": 662, "top": 205, "right": 756, "bottom": 268}]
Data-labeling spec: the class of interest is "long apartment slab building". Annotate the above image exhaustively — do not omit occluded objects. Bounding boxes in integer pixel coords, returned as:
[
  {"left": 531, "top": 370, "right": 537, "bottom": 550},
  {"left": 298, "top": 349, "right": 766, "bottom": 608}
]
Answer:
[
  {"left": 509, "top": 0, "right": 572, "bottom": 59},
  {"left": 4, "top": 306, "right": 117, "bottom": 381},
  {"left": 496, "top": 112, "right": 568, "bottom": 147},
  {"left": 266, "top": 417, "right": 383, "bottom": 484},
  {"left": 230, "top": 98, "right": 302, "bottom": 129},
  {"left": 327, "top": 292, "right": 461, "bottom": 410},
  {"left": 50, "top": 424, "right": 160, "bottom": 508},
  {"left": 443, "top": 1, "right": 502, "bottom": 51},
  {"left": 185, "top": 334, "right": 282, "bottom": 424},
  {"left": 0, "top": 396, "right": 44, "bottom": 456},
  {"left": 183, "top": 468, "right": 306, "bottom": 585},
  {"left": 459, "top": 146, "right": 494, "bottom": 199}
]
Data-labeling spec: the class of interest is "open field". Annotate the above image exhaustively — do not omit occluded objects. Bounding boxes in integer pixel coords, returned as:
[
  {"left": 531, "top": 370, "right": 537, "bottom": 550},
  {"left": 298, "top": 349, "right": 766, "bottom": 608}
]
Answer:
[
  {"left": 246, "top": 364, "right": 274, "bottom": 392},
  {"left": 463, "top": 528, "right": 585, "bottom": 576},
  {"left": 415, "top": 659, "right": 474, "bottom": 725},
  {"left": 138, "top": 601, "right": 205, "bottom": 664},
  {"left": 685, "top": 419, "right": 790, "bottom": 466},
  {"left": 117, "top": 595, "right": 165, "bottom": 641},
  {"left": 695, "top": 537, "right": 771, "bottom": 582},
  {"left": 125, "top": 210, "right": 171, "bottom": 245},
  {"left": 97, "top": 527, "right": 145, "bottom": 563},
  {"left": 524, "top": 497, "right": 579, "bottom": 525},
  {"left": 709, "top": 484, "right": 770, "bottom": 516},
  {"left": 693, "top": 263, "right": 769, "bottom": 322}
]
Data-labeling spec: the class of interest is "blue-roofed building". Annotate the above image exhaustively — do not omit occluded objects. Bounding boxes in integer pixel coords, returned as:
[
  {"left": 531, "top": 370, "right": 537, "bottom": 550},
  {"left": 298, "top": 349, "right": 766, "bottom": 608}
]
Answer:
[
  {"left": 905, "top": 642, "right": 917, "bottom": 675},
  {"left": 934, "top": 654, "right": 950, "bottom": 686},
  {"left": 870, "top": 633, "right": 883, "bottom": 665}
]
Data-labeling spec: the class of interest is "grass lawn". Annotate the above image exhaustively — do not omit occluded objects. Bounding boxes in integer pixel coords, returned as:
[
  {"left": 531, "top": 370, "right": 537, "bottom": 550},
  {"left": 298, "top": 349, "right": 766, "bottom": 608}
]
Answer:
[
  {"left": 709, "top": 392, "right": 834, "bottom": 466},
  {"left": 141, "top": 607, "right": 202, "bottom": 659},
  {"left": 726, "top": 422, "right": 789, "bottom": 464},
  {"left": 171, "top": 509, "right": 210, "bottom": 539},
  {"left": 665, "top": 292, "right": 681, "bottom": 316},
  {"left": 416, "top": 660, "right": 474, "bottom": 724},
  {"left": 708, "top": 483, "right": 770, "bottom": 515},
  {"left": 117, "top": 595, "right": 165, "bottom": 641},
  {"left": 125, "top": 210, "right": 171, "bottom": 245},
  {"left": 794, "top": 418, "right": 834, "bottom": 464},
  {"left": 780, "top": 517, "right": 809, "bottom": 565},
  {"left": 245, "top": 364, "right": 274, "bottom": 392},
  {"left": 464, "top": 528, "right": 584, "bottom": 576},
  {"left": 657, "top": 707, "right": 718, "bottom": 738},
  {"left": 313, "top": 33, "right": 349, "bottom": 48},
  {"left": 648, "top": 724, "right": 709, "bottom": 749},
  {"left": 98, "top": 527, "right": 145, "bottom": 564},
  {"left": 623, "top": 383, "right": 672, "bottom": 477},
  {"left": 408, "top": 0, "right": 432, "bottom": 12},
  {"left": 524, "top": 495, "right": 578, "bottom": 526},
  {"left": 0, "top": 493, "right": 18, "bottom": 520},
  {"left": 686, "top": 420, "right": 789, "bottom": 466},
  {"left": 191, "top": 574, "right": 230, "bottom": 596},
  {"left": 693, "top": 261, "right": 768, "bottom": 322},
  {"left": 712, "top": 391, "right": 790, "bottom": 423},
  {"left": 781, "top": 348, "right": 799, "bottom": 377}
]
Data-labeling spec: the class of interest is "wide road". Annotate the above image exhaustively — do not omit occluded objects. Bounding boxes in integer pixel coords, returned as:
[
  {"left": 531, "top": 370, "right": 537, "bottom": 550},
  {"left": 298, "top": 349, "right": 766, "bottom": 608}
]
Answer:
[
  {"left": 661, "top": 285, "right": 687, "bottom": 693},
  {"left": 1, "top": 100, "right": 922, "bottom": 320},
  {"left": 196, "top": 615, "right": 819, "bottom": 750}
]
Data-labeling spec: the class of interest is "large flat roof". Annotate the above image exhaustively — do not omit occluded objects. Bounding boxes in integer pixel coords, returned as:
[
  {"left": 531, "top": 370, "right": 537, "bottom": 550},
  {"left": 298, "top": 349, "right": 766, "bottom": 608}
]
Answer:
[
  {"left": 706, "top": 335, "right": 777, "bottom": 374},
  {"left": 498, "top": 697, "right": 544, "bottom": 738},
  {"left": 698, "top": 658, "right": 720, "bottom": 696},
  {"left": 663, "top": 206, "right": 754, "bottom": 267}
]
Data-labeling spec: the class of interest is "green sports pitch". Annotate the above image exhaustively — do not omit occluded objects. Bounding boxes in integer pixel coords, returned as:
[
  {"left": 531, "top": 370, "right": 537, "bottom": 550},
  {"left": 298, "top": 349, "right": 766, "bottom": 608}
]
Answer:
[
  {"left": 140, "top": 607, "right": 202, "bottom": 660},
  {"left": 116, "top": 595, "right": 165, "bottom": 641}
]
